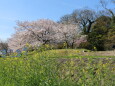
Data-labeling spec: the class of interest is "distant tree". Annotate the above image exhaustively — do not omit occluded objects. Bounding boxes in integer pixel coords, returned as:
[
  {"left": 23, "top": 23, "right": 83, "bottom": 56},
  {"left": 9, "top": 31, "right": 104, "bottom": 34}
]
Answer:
[
  {"left": 75, "top": 35, "right": 88, "bottom": 49},
  {"left": 72, "top": 9, "right": 98, "bottom": 34},
  {"left": 58, "top": 23, "right": 81, "bottom": 48},
  {"left": 105, "top": 28, "right": 115, "bottom": 50},
  {"left": 88, "top": 16, "right": 111, "bottom": 50},
  {"left": 0, "top": 39, "right": 8, "bottom": 52},
  {"left": 99, "top": 0, "right": 115, "bottom": 50},
  {"left": 8, "top": 19, "right": 60, "bottom": 51},
  {"left": 100, "top": 0, "right": 115, "bottom": 24},
  {"left": 59, "top": 14, "right": 73, "bottom": 24},
  {"left": 105, "top": 16, "right": 115, "bottom": 50},
  {"left": 59, "top": 9, "right": 98, "bottom": 34}
]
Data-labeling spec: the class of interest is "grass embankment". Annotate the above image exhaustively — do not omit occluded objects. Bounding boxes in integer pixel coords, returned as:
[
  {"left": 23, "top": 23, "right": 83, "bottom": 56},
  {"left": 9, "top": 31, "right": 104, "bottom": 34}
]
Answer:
[{"left": 0, "top": 49, "right": 115, "bottom": 86}]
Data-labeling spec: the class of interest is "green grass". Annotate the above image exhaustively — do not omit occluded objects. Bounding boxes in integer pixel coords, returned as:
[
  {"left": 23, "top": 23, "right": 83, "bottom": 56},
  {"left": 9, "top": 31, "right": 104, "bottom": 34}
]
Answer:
[
  {"left": 0, "top": 49, "right": 115, "bottom": 86},
  {"left": 28, "top": 49, "right": 115, "bottom": 58}
]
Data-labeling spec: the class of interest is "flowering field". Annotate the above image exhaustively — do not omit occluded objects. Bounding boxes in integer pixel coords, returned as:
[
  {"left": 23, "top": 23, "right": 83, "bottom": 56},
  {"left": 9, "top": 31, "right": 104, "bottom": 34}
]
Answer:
[{"left": 0, "top": 49, "right": 115, "bottom": 86}]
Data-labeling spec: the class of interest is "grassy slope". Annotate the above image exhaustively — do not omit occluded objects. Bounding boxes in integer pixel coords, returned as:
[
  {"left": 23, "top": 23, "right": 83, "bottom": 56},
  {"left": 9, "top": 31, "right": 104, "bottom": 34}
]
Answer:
[
  {"left": 0, "top": 49, "right": 115, "bottom": 86},
  {"left": 28, "top": 49, "right": 115, "bottom": 58}
]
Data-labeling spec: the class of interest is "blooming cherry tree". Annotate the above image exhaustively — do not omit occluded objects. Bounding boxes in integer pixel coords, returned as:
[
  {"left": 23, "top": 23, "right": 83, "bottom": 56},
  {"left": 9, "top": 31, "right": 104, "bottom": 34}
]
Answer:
[{"left": 8, "top": 19, "right": 82, "bottom": 50}]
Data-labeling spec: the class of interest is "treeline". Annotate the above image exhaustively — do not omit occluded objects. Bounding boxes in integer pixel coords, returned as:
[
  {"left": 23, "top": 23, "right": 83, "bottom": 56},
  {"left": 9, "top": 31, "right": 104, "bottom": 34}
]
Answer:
[
  {"left": 59, "top": 0, "right": 115, "bottom": 51},
  {"left": 1, "top": 0, "right": 115, "bottom": 51}
]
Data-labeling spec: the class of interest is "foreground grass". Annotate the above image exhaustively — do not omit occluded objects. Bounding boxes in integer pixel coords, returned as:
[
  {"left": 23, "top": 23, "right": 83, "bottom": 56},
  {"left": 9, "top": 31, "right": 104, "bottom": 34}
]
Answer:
[{"left": 0, "top": 49, "right": 115, "bottom": 86}]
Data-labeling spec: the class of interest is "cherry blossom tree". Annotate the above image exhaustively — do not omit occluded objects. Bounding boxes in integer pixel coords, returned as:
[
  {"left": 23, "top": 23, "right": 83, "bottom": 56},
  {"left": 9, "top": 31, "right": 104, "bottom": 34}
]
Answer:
[
  {"left": 57, "top": 23, "right": 81, "bottom": 48},
  {"left": 8, "top": 19, "right": 82, "bottom": 50},
  {"left": 8, "top": 19, "right": 58, "bottom": 51}
]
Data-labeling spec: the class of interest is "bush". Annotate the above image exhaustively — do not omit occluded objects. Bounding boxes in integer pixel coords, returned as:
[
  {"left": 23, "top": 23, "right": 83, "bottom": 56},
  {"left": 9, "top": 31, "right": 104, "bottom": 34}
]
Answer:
[
  {"left": 79, "top": 42, "right": 92, "bottom": 50},
  {"left": 37, "top": 44, "right": 55, "bottom": 52}
]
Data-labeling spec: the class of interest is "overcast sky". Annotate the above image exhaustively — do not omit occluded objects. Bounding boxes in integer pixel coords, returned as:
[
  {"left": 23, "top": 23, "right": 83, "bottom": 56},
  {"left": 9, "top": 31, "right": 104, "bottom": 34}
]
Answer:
[{"left": 0, "top": 0, "right": 114, "bottom": 40}]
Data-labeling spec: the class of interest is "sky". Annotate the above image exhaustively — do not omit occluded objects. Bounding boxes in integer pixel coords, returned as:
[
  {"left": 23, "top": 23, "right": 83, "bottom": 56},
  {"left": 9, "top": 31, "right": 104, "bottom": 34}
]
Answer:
[{"left": 0, "top": 0, "right": 114, "bottom": 40}]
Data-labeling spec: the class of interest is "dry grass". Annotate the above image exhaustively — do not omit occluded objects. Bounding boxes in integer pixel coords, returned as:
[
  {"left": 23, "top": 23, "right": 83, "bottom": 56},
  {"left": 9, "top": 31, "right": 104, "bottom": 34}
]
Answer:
[{"left": 92, "top": 50, "right": 115, "bottom": 56}]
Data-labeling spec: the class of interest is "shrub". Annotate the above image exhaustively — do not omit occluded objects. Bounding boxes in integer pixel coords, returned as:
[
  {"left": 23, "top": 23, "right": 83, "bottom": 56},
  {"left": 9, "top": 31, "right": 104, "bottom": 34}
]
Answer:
[{"left": 79, "top": 42, "right": 92, "bottom": 50}]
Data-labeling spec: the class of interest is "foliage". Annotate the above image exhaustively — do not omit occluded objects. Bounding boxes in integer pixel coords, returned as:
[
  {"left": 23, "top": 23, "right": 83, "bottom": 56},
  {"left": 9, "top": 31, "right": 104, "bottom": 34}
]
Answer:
[
  {"left": 79, "top": 42, "right": 92, "bottom": 50},
  {"left": 87, "top": 16, "right": 111, "bottom": 51},
  {"left": 0, "top": 40, "right": 8, "bottom": 53},
  {"left": 105, "top": 13, "right": 115, "bottom": 50}
]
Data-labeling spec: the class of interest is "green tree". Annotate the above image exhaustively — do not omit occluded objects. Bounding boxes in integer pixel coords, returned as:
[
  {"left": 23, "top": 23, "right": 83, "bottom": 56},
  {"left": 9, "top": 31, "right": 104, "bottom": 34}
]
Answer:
[
  {"left": 105, "top": 16, "right": 115, "bottom": 50},
  {"left": 88, "top": 16, "right": 111, "bottom": 50}
]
